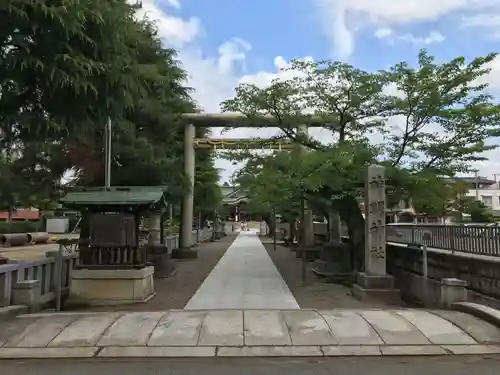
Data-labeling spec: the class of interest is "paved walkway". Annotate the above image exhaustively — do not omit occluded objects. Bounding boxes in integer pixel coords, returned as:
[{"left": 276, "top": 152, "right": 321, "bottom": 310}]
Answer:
[
  {"left": 184, "top": 231, "right": 299, "bottom": 310},
  {"left": 1, "top": 309, "right": 500, "bottom": 358}
]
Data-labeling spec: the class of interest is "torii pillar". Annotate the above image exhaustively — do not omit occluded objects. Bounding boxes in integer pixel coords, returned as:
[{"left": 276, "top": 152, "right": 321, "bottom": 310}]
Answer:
[{"left": 180, "top": 123, "right": 195, "bottom": 249}]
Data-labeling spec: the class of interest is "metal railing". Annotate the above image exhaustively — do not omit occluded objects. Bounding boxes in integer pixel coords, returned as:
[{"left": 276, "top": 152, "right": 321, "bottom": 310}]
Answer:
[
  {"left": 386, "top": 224, "right": 500, "bottom": 256},
  {"left": 311, "top": 222, "right": 500, "bottom": 257}
]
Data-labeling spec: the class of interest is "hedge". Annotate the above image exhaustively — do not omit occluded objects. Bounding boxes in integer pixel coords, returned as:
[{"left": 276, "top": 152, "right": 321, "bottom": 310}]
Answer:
[{"left": 0, "top": 221, "right": 42, "bottom": 234}]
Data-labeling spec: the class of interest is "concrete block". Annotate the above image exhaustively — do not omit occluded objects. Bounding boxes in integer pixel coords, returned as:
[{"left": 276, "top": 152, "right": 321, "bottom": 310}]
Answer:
[
  {"left": 380, "top": 345, "right": 447, "bottom": 356},
  {"left": 70, "top": 267, "right": 155, "bottom": 305},
  {"left": 442, "top": 344, "right": 500, "bottom": 355},
  {"left": 12, "top": 280, "right": 42, "bottom": 312},
  {"left": 321, "top": 345, "right": 381, "bottom": 356},
  {"left": 352, "top": 284, "right": 401, "bottom": 305},
  {"left": 0, "top": 347, "right": 98, "bottom": 358},
  {"left": 441, "top": 278, "right": 468, "bottom": 308},
  {"left": 353, "top": 273, "right": 401, "bottom": 305},
  {"left": 356, "top": 273, "right": 394, "bottom": 289},
  {"left": 453, "top": 302, "right": 500, "bottom": 329},
  {"left": 98, "top": 346, "right": 216, "bottom": 357},
  {"left": 217, "top": 346, "right": 323, "bottom": 357}
]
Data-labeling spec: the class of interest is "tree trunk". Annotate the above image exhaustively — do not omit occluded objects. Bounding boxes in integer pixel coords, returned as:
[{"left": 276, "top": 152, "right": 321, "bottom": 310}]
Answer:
[
  {"left": 334, "top": 196, "right": 365, "bottom": 272},
  {"left": 327, "top": 209, "right": 341, "bottom": 243},
  {"left": 262, "top": 212, "right": 274, "bottom": 236},
  {"left": 287, "top": 217, "right": 298, "bottom": 244}
]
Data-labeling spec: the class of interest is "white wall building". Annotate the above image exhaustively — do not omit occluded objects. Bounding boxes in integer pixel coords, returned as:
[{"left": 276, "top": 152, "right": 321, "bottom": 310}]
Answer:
[{"left": 464, "top": 178, "right": 500, "bottom": 215}]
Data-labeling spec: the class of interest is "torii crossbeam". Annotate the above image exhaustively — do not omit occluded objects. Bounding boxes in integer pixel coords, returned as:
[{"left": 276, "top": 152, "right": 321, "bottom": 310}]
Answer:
[{"left": 178, "top": 112, "right": 325, "bottom": 249}]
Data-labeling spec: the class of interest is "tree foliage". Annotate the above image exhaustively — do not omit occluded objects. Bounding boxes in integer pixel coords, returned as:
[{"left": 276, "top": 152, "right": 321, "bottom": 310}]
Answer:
[
  {"left": 0, "top": 1, "right": 221, "bottom": 216},
  {"left": 224, "top": 50, "right": 500, "bottom": 271}
]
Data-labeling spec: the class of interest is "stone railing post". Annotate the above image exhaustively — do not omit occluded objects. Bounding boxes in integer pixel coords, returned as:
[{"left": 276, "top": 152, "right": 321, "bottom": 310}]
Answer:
[
  {"left": 13, "top": 279, "right": 42, "bottom": 312},
  {"left": 441, "top": 278, "right": 468, "bottom": 308}
]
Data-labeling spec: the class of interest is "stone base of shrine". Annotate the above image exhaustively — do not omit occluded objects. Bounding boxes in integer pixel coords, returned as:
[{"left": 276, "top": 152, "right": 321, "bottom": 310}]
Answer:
[
  {"left": 69, "top": 267, "right": 155, "bottom": 306},
  {"left": 352, "top": 272, "right": 402, "bottom": 305}
]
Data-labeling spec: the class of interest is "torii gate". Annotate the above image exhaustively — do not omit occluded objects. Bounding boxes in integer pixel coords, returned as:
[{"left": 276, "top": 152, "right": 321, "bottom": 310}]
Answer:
[{"left": 179, "top": 112, "right": 328, "bottom": 248}]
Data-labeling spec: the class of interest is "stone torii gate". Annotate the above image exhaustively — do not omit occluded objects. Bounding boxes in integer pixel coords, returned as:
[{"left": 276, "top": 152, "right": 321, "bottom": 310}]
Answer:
[{"left": 179, "top": 112, "right": 328, "bottom": 249}]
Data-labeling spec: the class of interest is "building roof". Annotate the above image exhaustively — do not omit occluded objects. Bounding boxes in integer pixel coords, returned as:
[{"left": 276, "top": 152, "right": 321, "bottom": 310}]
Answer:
[
  {"left": 0, "top": 209, "right": 40, "bottom": 220},
  {"left": 444, "top": 176, "right": 496, "bottom": 185},
  {"left": 60, "top": 186, "right": 168, "bottom": 208}
]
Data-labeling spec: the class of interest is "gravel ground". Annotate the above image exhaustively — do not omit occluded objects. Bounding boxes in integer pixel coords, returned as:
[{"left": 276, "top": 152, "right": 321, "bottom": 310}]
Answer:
[
  {"left": 263, "top": 238, "right": 387, "bottom": 309},
  {"left": 66, "top": 234, "right": 237, "bottom": 312}
]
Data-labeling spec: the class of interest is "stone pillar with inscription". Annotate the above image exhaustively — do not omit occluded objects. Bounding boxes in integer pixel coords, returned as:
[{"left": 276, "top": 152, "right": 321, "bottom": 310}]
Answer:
[{"left": 352, "top": 164, "right": 401, "bottom": 304}]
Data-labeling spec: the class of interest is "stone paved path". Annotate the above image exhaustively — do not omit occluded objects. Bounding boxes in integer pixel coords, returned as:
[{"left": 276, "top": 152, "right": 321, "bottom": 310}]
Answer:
[
  {"left": 1, "top": 309, "right": 500, "bottom": 358},
  {"left": 184, "top": 231, "right": 299, "bottom": 310}
]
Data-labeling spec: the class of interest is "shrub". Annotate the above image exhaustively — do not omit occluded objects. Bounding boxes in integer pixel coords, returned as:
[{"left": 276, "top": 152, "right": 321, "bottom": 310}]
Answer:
[{"left": 0, "top": 221, "right": 41, "bottom": 234}]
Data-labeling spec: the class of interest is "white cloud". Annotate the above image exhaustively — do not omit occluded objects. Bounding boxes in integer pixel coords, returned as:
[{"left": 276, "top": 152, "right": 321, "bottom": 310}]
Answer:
[
  {"left": 399, "top": 31, "right": 445, "bottom": 44},
  {"left": 316, "top": 0, "right": 500, "bottom": 59},
  {"left": 375, "top": 27, "right": 393, "bottom": 39},
  {"left": 162, "top": 0, "right": 181, "bottom": 9},
  {"left": 137, "top": 1, "right": 500, "bottom": 182}
]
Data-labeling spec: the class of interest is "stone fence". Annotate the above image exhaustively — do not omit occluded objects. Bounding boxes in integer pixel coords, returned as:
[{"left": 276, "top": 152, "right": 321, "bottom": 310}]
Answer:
[
  {"left": 386, "top": 243, "right": 500, "bottom": 310},
  {"left": 165, "top": 228, "right": 214, "bottom": 250},
  {"left": 0, "top": 254, "right": 77, "bottom": 312},
  {"left": 289, "top": 222, "right": 500, "bottom": 309},
  {"left": 0, "top": 228, "right": 217, "bottom": 312}
]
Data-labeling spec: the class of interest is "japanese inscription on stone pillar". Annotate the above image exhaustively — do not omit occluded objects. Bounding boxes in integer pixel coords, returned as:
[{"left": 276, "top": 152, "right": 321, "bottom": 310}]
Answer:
[{"left": 364, "top": 164, "right": 387, "bottom": 276}]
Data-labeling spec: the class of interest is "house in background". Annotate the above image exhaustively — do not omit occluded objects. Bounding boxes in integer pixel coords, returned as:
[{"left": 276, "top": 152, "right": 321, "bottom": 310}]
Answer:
[{"left": 0, "top": 208, "right": 41, "bottom": 222}]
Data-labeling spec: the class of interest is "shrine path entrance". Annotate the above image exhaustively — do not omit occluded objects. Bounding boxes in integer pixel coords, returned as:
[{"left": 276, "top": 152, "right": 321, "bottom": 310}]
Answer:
[{"left": 184, "top": 231, "right": 299, "bottom": 310}]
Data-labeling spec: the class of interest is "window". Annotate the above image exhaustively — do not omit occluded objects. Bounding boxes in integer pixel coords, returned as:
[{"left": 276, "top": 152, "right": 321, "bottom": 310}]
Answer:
[{"left": 481, "top": 195, "right": 493, "bottom": 207}]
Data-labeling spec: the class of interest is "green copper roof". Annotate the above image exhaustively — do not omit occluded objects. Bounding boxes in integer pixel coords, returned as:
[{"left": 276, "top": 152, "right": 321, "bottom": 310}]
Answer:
[{"left": 60, "top": 186, "right": 168, "bottom": 207}]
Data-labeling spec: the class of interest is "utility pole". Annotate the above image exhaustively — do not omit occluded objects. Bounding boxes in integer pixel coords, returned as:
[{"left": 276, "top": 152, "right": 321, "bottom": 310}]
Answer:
[
  {"left": 104, "top": 117, "right": 112, "bottom": 188},
  {"left": 474, "top": 170, "right": 479, "bottom": 200}
]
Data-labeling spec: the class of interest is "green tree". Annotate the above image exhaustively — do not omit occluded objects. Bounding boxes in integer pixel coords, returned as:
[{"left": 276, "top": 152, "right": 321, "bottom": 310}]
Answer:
[
  {"left": 222, "top": 50, "right": 500, "bottom": 271},
  {"left": 1, "top": 1, "right": 221, "bottom": 218}
]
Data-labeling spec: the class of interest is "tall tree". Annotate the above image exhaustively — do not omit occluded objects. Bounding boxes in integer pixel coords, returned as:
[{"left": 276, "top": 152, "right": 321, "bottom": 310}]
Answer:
[{"left": 222, "top": 50, "right": 500, "bottom": 271}]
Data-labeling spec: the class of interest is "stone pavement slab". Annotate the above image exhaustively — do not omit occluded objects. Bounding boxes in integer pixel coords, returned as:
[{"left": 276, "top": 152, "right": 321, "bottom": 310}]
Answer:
[
  {"left": 282, "top": 310, "right": 336, "bottom": 346},
  {"left": 320, "top": 310, "right": 383, "bottom": 345},
  {"left": 49, "top": 313, "right": 123, "bottom": 347},
  {"left": 396, "top": 310, "right": 476, "bottom": 345},
  {"left": 431, "top": 310, "right": 500, "bottom": 344},
  {"left": 97, "top": 312, "right": 165, "bottom": 346},
  {"left": 184, "top": 231, "right": 299, "bottom": 310},
  {"left": 244, "top": 310, "right": 291, "bottom": 346},
  {"left": 0, "top": 317, "right": 39, "bottom": 347},
  {"left": 198, "top": 310, "right": 244, "bottom": 346},
  {"left": 148, "top": 311, "right": 205, "bottom": 346},
  {"left": 358, "top": 310, "right": 430, "bottom": 345},
  {"left": 2, "top": 308, "right": 500, "bottom": 358},
  {"left": 5, "top": 315, "right": 77, "bottom": 348},
  {"left": 98, "top": 346, "right": 216, "bottom": 358}
]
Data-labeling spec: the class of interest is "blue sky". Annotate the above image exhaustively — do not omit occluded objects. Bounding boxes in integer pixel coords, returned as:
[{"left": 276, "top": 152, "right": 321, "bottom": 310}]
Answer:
[{"left": 138, "top": 0, "right": 500, "bottom": 182}]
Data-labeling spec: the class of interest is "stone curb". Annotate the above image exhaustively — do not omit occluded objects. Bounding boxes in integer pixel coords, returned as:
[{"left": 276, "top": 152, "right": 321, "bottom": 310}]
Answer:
[
  {"left": 452, "top": 302, "right": 500, "bottom": 329},
  {"left": 1, "top": 345, "right": 500, "bottom": 359},
  {"left": 0, "top": 305, "right": 28, "bottom": 320}
]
